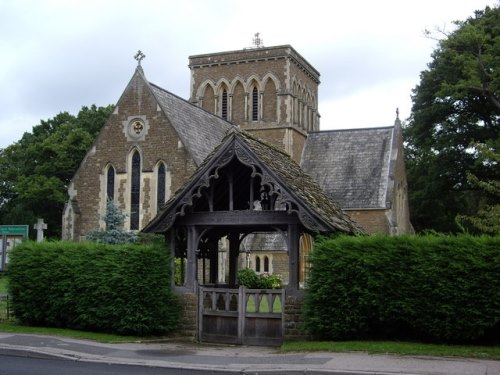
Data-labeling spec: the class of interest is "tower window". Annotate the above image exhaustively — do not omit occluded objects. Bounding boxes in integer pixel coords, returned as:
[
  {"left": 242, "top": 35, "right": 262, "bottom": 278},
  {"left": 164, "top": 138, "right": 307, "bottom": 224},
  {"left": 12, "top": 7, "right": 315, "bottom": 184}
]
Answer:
[
  {"left": 130, "top": 150, "right": 141, "bottom": 230},
  {"left": 252, "top": 87, "right": 258, "bottom": 121},
  {"left": 221, "top": 89, "right": 228, "bottom": 120},
  {"left": 157, "top": 163, "right": 166, "bottom": 210},
  {"left": 106, "top": 165, "right": 115, "bottom": 200}
]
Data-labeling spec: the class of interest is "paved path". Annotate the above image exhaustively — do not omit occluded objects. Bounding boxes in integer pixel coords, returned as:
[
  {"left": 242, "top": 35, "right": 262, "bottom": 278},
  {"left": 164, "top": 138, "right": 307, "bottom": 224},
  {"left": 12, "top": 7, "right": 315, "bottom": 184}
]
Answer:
[{"left": 0, "top": 333, "right": 498, "bottom": 374}]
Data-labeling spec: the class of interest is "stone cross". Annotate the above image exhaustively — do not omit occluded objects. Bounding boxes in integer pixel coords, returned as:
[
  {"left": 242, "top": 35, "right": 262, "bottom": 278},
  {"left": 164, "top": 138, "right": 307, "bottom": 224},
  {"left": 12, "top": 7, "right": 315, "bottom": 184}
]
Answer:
[
  {"left": 34, "top": 218, "right": 47, "bottom": 242},
  {"left": 134, "top": 50, "right": 146, "bottom": 66}
]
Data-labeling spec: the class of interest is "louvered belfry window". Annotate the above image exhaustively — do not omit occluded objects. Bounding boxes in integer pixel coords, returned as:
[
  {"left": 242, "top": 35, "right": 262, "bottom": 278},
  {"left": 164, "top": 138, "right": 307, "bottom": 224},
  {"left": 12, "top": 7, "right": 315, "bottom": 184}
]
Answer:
[
  {"left": 252, "top": 87, "right": 258, "bottom": 121},
  {"left": 221, "top": 89, "right": 228, "bottom": 120},
  {"left": 130, "top": 151, "right": 141, "bottom": 230}
]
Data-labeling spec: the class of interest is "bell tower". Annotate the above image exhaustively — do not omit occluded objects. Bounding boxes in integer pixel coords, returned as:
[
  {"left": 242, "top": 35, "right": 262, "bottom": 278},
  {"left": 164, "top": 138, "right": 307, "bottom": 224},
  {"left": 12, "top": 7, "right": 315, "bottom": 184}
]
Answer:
[{"left": 189, "top": 37, "right": 320, "bottom": 163}]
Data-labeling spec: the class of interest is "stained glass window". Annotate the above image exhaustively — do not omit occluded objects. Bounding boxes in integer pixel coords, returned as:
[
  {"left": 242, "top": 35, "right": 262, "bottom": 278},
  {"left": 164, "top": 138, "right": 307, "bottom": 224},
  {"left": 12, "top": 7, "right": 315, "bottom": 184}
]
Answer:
[
  {"left": 130, "top": 151, "right": 140, "bottom": 230},
  {"left": 107, "top": 165, "right": 115, "bottom": 200},
  {"left": 157, "top": 163, "right": 166, "bottom": 210}
]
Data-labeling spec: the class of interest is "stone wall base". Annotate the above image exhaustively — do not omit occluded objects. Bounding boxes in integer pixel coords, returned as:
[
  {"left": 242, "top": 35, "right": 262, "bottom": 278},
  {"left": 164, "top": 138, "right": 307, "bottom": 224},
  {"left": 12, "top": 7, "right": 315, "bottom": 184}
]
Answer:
[
  {"left": 284, "top": 294, "right": 314, "bottom": 341},
  {"left": 174, "top": 292, "right": 197, "bottom": 340}
]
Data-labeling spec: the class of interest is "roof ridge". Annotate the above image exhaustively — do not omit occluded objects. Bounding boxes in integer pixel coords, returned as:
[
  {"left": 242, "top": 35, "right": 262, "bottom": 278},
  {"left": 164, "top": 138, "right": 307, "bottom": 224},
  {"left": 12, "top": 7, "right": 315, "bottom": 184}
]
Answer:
[
  {"left": 148, "top": 81, "right": 234, "bottom": 126},
  {"left": 309, "top": 126, "right": 394, "bottom": 134}
]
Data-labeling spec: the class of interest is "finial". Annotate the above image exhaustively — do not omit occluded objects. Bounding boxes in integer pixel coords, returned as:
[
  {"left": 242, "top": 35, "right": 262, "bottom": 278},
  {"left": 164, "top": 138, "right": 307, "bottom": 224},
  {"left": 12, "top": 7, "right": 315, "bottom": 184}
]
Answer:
[
  {"left": 134, "top": 50, "right": 146, "bottom": 66},
  {"left": 396, "top": 107, "right": 400, "bottom": 120},
  {"left": 252, "top": 33, "right": 263, "bottom": 48}
]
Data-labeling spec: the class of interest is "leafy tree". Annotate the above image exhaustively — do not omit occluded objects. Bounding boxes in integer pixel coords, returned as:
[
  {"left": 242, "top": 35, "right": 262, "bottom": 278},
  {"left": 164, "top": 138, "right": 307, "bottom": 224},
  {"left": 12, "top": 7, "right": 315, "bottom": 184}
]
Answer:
[
  {"left": 86, "top": 200, "right": 138, "bottom": 244},
  {"left": 404, "top": 6, "right": 499, "bottom": 232},
  {"left": 0, "top": 105, "right": 113, "bottom": 238},
  {"left": 456, "top": 141, "right": 499, "bottom": 234}
]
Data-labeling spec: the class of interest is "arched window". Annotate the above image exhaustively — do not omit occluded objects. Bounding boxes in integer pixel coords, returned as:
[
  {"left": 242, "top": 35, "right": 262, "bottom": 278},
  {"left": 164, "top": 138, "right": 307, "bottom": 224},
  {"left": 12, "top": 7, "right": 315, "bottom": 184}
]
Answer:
[
  {"left": 255, "top": 256, "right": 261, "bottom": 273},
  {"left": 157, "top": 162, "right": 166, "bottom": 210},
  {"left": 221, "top": 89, "right": 228, "bottom": 120},
  {"left": 130, "top": 150, "right": 141, "bottom": 230},
  {"left": 252, "top": 87, "right": 259, "bottom": 121},
  {"left": 106, "top": 165, "right": 115, "bottom": 200},
  {"left": 264, "top": 256, "right": 269, "bottom": 273}
]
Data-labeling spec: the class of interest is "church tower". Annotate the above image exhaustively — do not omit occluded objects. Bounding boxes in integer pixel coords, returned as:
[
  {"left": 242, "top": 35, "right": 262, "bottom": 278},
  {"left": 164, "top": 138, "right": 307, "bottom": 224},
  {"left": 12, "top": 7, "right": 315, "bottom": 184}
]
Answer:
[{"left": 189, "top": 37, "right": 320, "bottom": 163}]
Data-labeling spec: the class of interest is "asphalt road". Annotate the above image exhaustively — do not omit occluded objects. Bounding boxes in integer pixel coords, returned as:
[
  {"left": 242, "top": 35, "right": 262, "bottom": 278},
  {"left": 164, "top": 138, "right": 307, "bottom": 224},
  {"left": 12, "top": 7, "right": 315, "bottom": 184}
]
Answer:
[{"left": 0, "top": 354, "right": 239, "bottom": 375}]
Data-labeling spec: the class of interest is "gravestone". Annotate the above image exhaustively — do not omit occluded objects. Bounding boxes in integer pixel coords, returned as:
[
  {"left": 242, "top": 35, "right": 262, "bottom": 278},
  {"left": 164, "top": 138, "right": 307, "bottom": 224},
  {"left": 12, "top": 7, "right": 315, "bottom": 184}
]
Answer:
[{"left": 34, "top": 218, "right": 47, "bottom": 242}]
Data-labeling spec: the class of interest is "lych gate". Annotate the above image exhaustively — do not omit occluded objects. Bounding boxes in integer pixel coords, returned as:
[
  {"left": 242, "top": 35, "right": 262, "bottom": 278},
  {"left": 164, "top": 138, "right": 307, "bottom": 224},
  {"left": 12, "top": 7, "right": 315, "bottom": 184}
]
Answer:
[{"left": 143, "top": 128, "right": 362, "bottom": 345}]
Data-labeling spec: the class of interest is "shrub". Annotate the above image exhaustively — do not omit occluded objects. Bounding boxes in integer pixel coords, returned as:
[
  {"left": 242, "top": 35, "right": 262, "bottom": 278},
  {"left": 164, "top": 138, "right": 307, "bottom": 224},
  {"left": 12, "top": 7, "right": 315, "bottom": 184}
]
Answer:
[
  {"left": 8, "top": 240, "right": 179, "bottom": 336},
  {"left": 238, "top": 268, "right": 282, "bottom": 289},
  {"left": 238, "top": 268, "right": 260, "bottom": 288},
  {"left": 303, "top": 234, "right": 500, "bottom": 344}
]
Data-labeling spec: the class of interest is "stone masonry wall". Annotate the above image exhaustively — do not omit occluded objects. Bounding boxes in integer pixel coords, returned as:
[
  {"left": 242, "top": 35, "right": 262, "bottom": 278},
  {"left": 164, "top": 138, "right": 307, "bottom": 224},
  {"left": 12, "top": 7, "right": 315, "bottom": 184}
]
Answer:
[
  {"left": 175, "top": 292, "right": 198, "bottom": 340},
  {"left": 346, "top": 209, "right": 390, "bottom": 234},
  {"left": 284, "top": 294, "right": 313, "bottom": 341},
  {"left": 65, "top": 70, "right": 197, "bottom": 239}
]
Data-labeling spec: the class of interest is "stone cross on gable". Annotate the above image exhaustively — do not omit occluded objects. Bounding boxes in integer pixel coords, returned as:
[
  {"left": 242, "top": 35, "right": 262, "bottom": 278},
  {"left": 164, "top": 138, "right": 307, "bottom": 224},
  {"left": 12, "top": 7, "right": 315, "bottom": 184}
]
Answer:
[
  {"left": 134, "top": 50, "right": 146, "bottom": 66},
  {"left": 34, "top": 218, "right": 47, "bottom": 242}
]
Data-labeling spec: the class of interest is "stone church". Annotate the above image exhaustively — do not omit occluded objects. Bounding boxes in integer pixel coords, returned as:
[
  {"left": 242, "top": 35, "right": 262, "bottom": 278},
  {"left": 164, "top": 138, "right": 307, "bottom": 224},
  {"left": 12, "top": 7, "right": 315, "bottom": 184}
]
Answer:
[{"left": 62, "top": 43, "right": 412, "bottom": 284}]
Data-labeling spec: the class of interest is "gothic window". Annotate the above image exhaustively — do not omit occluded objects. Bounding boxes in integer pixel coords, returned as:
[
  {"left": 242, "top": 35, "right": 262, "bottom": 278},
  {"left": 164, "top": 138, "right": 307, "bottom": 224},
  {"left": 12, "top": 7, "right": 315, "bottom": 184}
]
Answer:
[
  {"left": 255, "top": 256, "right": 261, "bottom": 273},
  {"left": 252, "top": 87, "right": 258, "bottom": 121},
  {"left": 130, "top": 150, "right": 141, "bottom": 230},
  {"left": 264, "top": 256, "right": 269, "bottom": 273},
  {"left": 106, "top": 165, "right": 115, "bottom": 200},
  {"left": 221, "top": 89, "right": 228, "bottom": 120},
  {"left": 157, "top": 162, "right": 166, "bottom": 210}
]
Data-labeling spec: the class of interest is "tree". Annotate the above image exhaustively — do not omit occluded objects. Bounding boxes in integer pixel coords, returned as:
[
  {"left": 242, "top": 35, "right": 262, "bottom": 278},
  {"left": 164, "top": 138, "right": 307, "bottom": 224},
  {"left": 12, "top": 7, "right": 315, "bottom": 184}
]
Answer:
[
  {"left": 404, "top": 6, "right": 499, "bottom": 233},
  {"left": 86, "top": 200, "right": 138, "bottom": 244},
  {"left": 456, "top": 142, "right": 500, "bottom": 234},
  {"left": 0, "top": 105, "right": 113, "bottom": 238}
]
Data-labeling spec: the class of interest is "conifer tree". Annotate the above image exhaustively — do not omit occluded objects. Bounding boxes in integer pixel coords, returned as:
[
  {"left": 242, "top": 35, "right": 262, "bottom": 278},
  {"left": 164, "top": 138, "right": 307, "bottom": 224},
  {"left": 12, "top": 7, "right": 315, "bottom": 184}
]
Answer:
[{"left": 86, "top": 200, "right": 138, "bottom": 244}]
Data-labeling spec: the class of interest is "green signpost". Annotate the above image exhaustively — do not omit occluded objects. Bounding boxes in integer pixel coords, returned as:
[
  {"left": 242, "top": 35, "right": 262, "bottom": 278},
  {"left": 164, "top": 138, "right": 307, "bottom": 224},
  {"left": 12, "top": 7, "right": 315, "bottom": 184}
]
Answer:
[
  {"left": 0, "top": 225, "right": 29, "bottom": 272},
  {"left": 0, "top": 225, "right": 29, "bottom": 237}
]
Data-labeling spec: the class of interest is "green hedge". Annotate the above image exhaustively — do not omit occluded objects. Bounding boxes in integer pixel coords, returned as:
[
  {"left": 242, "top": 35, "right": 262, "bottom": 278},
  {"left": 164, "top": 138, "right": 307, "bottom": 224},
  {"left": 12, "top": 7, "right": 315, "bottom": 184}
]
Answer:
[
  {"left": 8, "top": 241, "right": 179, "bottom": 336},
  {"left": 303, "top": 235, "right": 500, "bottom": 343}
]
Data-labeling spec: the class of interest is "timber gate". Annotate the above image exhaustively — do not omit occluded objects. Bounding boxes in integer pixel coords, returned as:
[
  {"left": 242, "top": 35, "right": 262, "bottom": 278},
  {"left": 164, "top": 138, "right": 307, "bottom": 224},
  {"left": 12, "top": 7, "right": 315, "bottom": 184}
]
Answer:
[{"left": 198, "top": 286, "right": 284, "bottom": 346}]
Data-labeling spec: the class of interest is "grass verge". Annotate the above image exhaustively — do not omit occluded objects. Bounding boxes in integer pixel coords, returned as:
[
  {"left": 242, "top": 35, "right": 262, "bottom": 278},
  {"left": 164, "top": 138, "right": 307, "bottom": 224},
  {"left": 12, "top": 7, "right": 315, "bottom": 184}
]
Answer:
[
  {"left": 282, "top": 341, "right": 500, "bottom": 360},
  {"left": 0, "top": 322, "right": 143, "bottom": 343}
]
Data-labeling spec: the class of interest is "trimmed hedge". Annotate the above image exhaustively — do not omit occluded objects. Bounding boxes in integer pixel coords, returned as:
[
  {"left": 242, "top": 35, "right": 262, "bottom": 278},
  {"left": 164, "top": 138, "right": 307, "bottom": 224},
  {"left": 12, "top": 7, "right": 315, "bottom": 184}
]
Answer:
[
  {"left": 303, "top": 235, "right": 500, "bottom": 344},
  {"left": 8, "top": 241, "right": 179, "bottom": 336}
]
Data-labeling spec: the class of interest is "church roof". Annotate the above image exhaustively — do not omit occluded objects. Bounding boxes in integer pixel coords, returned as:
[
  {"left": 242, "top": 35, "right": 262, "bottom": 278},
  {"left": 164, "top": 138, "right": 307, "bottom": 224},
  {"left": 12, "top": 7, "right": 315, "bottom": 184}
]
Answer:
[
  {"left": 148, "top": 79, "right": 232, "bottom": 165},
  {"left": 143, "top": 128, "right": 364, "bottom": 235},
  {"left": 301, "top": 126, "right": 395, "bottom": 209}
]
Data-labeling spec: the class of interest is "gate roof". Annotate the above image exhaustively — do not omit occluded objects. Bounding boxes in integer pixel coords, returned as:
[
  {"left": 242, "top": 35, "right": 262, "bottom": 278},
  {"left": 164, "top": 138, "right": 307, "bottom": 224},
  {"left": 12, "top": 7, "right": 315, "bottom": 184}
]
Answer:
[{"left": 142, "top": 128, "right": 364, "bottom": 235}]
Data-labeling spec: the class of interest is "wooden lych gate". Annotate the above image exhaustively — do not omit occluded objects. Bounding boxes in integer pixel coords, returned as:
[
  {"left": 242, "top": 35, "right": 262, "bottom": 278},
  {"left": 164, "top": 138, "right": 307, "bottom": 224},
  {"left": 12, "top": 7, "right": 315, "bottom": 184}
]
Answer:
[
  {"left": 199, "top": 287, "right": 284, "bottom": 346},
  {"left": 142, "top": 129, "right": 362, "bottom": 346}
]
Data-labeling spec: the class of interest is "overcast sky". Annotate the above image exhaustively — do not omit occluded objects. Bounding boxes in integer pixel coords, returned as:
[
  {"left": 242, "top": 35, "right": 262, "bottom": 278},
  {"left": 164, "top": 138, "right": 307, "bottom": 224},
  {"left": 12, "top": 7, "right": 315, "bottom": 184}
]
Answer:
[{"left": 0, "top": 0, "right": 496, "bottom": 149}]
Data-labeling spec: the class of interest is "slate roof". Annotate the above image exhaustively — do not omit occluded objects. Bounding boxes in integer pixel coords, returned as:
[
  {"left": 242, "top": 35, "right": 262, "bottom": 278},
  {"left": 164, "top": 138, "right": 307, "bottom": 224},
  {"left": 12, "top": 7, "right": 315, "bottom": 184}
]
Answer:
[
  {"left": 148, "top": 81, "right": 232, "bottom": 165},
  {"left": 241, "top": 233, "right": 287, "bottom": 252},
  {"left": 143, "top": 128, "right": 365, "bottom": 235},
  {"left": 301, "top": 127, "right": 394, "bottom": 209}
]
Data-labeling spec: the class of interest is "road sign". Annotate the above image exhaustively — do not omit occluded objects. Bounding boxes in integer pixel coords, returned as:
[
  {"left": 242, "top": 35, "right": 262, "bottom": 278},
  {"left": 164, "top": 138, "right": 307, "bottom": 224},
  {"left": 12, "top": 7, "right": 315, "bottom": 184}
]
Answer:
[{"left": 0, "top": 225, "right": 29, "bottom": 237}]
